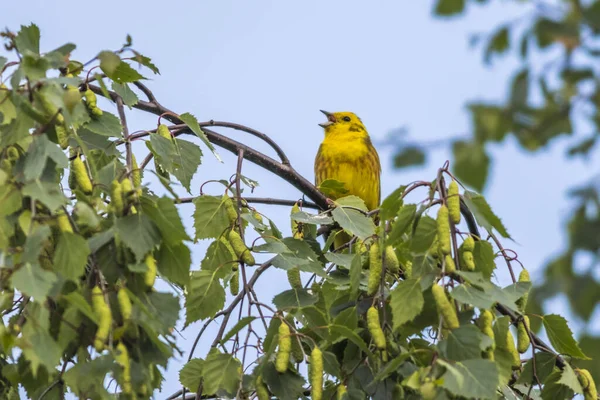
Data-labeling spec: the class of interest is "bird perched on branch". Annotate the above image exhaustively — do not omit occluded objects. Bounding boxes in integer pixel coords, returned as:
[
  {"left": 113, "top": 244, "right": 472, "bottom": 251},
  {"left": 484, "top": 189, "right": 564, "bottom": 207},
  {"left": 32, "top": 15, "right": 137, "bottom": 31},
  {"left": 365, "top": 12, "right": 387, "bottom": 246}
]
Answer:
[{"left": 314, "top": 110, "right": 381, "bottom": 249}]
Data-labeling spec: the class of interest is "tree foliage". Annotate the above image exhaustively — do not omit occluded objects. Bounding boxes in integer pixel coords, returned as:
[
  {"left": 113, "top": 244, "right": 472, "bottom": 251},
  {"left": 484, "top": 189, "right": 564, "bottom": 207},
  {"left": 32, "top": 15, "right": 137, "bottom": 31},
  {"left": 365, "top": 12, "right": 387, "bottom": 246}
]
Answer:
[
  {"left": 0, "top": 23, "right": 595, "bottom": 400},
  {"left": 389, "top": 0, "right": 600, "bottom": 384}
]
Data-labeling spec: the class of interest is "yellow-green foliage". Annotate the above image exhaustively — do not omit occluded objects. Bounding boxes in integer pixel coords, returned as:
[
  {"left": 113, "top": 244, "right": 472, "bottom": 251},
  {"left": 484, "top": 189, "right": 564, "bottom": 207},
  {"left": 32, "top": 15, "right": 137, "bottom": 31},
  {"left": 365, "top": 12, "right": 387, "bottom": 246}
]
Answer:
[
  {"left": 71, "top": 157, "right": 93, "bottom": 194},
  {"left": 91, "top": 286, "right": 111, "bottom": 351},
  {"left": 437, "top": 206, "right": 451, "bottom": 255},
  {"left": 447, "top": 180, "right": 460, "bottom": 224},
  {"left": 367, "top": 242, "right": 382, "bottom": 296},
  {"left": 577, "top": 369, "right": 598, "bottom": 400},
  {"left": 384, "top": 245, "right": 399, "bottom": 274},
  {"left": 144, "top": 253, "right": 157, "bottom": 288},
  {"left": 275, "top": 322, "right": 292, "bottom": 373},
  {"left": 228, "top": 229, "right": 255, "bottom": 266},
  {"left": 310, "top": 346, "right": 323, "bottom": 400},
  {"left": 115, "top": 342, "right": 132, "bottom": 394},
  {"left": 517, "top": 316, "right": 530, "bottom": 354}
]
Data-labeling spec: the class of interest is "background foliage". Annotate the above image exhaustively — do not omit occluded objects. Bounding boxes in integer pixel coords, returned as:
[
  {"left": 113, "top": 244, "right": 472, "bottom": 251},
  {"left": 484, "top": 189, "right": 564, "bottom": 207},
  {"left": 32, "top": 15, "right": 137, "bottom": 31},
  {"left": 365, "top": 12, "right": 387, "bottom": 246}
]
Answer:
[{"left": 391, "top": 0, "right": 600, "bottom": 382}]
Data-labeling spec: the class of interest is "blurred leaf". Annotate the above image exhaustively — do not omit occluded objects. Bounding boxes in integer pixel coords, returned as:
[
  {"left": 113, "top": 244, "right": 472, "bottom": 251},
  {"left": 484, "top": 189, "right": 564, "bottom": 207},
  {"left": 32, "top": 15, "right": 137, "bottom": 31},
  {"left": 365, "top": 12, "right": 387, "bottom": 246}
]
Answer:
[
  {"left": 542, "top": 314, "right": 590, "bottom": 360},
  {"left": 510, "top": 69, "right": 529, "bottom": 108},
  {"left": 451, "top": 284, "right": 495, "bottom": 309},
  {"left": 142, "top": 196, "right": 191, "bottom": 245},
  {"left": 331, "top": 206, "right": 375, "bottom": 240},
  {"left": 291, "top": 211, "right": 333, "bottom": 225},
  {"left": 106, "top": 61, "right": 145, "bottom": 84},
  {"left": 53, "top": 232, "right": 90, "bottom": 282},
  {"left": 392, "top": 146, "right": 425, "bottom": 168},
  {"left": 221, "top": 317, "right": 256, "bottom": 345},
  {"left": 262, "top": 362, "right": 306, "bottom": 400},
  {"left": 15, "top": 24, "right": 40, "bottom": 55},
  {"left": 411, "top": 215, "right": 437, "bottom": 253},
  {"left": 193, "top": 195, "right": 231, "bottom": 241},
  {"left": 185, "top": 270, "right": 225, "bottom": 326},
  {"left": 335, "top": 195, "right": 368, "bottom": 211},
  {"left": 379, "top": 186, "right": 405, "bottom": 221},
  {"left": 63, "top": 355, "right": 113, "bottom": 398},
  {"left": 473, "top": 240, "right": 495, "bottom": 279},
  {"left": 452, "top": 140, "right": 489, "bottom": 192},
  {"left": 179, "top": 358, "right": 204, "bottom": 392},
  {"left": 534, "top": 18, "right": 579, "bottom": 49},
  {"left": 83, "top": 112, "right": 122, "bottom": 137},
  {"left": 318, "top": 179, "right": 348, "bottom": 198},
  {"left": 21, "top": 329, "right": 61, "bottom": 376},
  {"left": 484, "top": 26, "right": 510, "bottom": 63},
  {"left": 389, "top": 278, "right": 424, "bottom": 330},
  {"left": 434, "top": 0, "right": 465, "bottom": 16},
  {"left": 22, "top": 181, "right": 67, "bottom": 212},
  {"left": 517, "top": 352, "right": 556, "bottom": 384},
  {"left": 388, "top": 204, "right": 417, "bottom": 244},
  {"left": 98, "top": 51, "right": 120, "bottom": 76}
]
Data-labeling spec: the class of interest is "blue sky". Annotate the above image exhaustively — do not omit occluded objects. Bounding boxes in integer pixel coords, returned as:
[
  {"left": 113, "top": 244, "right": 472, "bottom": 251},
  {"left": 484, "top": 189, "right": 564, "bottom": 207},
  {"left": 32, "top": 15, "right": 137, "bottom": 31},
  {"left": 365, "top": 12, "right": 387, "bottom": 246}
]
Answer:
[{"left": 4, "top": 0, "right": 599, "bottom": 397}]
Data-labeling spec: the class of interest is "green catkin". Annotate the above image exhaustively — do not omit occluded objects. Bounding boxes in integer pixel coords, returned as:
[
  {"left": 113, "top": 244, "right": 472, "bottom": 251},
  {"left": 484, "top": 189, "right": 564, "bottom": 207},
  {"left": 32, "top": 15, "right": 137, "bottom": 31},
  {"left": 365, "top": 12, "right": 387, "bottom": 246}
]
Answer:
[
  {"left": 111, "top": 179, "right": 124, "bottom": 215},
  {"left": 517, "top": 316, "right": 530, "bottom": 353},
  {"left": 444, "top": 254, "right": 456, "bottom": 274},
  {"left": 504, "top": 329, "right": 521, "bottom": 369},
  {"left": 157, "top": 124, "right": 172, "bottom": 140},
  {"left": 403, "top": 260, "right": 413, "bottom": 279},
  {"left": 131, "top": 154, "right": 142, "bottom": 195},
  {"left": 255, "top": 375, "right": 270, "bottom": 400},
  {"left": 55, "top": 124, "right": 69, "bottom": 149},
  {"left": 115, "top": 342, "right": 132, "bottom": 394},
  {"left": 437, "top": 205, "right": 451, "bottom": 255},
  {"left": 71, "top": 157, "right": 93, "bottom": 194},
  {"left": 117, "top": 288, "right": 132, "bottom": 321},
  {"left": 218, "top": 235, "right": 238, "bottom": 270},
  {"left": 230, "top": 270, "right": 239, "bottom": 295},
  {"left": 367, "top": 306, "right": 386, "bottom": 350},
  {"left": 384, "top": 245, "right": 399, "bottom": 274},
  {"left": 144, "top": 253, "right": 157, "bottom": 288},
  {"left": 310, "top": 346, "right": 323, "bottom": 400},
  {"left": 91, "top": 286, "right": 111, "bottom": 351},
  {"left": 461, "top": 236, "right": 475, "bottom": 252},
  {"left": 275, "top": 322, "right": 291, "bottom": 373},
  {"left": 225, "top": 197, "right": 239, "bottom": 227},
  {"left": 478, "top": 310, "right": 495, "bottom": 359},
  {"left": 291, "top": 202, "right": 303, "bottom": 239},
  {"left": 430, "top": 236, "right": 440, "bottom": 259},
  {"left": 447, "top": 180, "right": 461, "bottom": 224},
  {"left": 515, "top": 268, "right": 530, "bottom": 312},
  {"left": 57, "top": 212, "right": 73, "bottom": 233},
  {"left": 287, "top": 268, "right": 302, "bottom": 289},
  {"left": 228, "top": 229, "right": 256, "bottom": 266},
  {"left": 337, "top": 385, "right": 347, "bottom": 400},
  {"left": 83, "top": 88, "right": 103, "bottom": 117},
  {"left": 431, "top": 284, "right": 459, "bottom": 330},
  {"left": 462, "top": 251, "right": 476, "bottom": 271},
  {"left": 577, "top": 369, "right": 598, "bottom": 400},
  {"left": 367, "top": 242, "right": 382, "bottom": 296}
]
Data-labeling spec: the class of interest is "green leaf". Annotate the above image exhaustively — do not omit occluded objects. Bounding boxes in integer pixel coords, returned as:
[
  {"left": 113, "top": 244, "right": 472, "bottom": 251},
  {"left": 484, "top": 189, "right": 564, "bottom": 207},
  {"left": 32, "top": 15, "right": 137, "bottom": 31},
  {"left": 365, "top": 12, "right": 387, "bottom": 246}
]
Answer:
[
  {"left": 411, "top": 215, "right": 437, "bottom": 253},
  {"left": 22, "top": 181, "right": 67, "bottom": 212},
  {"left": 172, "top": 138, "right": 202, "bottom": 192},
  {"left": 379, "top": 186, "right": 405, "bottom": 221},
  {"left": 388, "top": 204, "right": 417, "bottom": 244},
  {"left": 0, "top": 85, "right": 17, "bottom": 125},
  {"left": 201, "top": 238, "right": 236, "bottom": 279},
  {"left": 221, "top": 316, "right": 257, "bottom": 345},
  {"left": 142, "top": 196, "right": 191, "bottom": 245},
  {"left": 111, "top": 82, "right": 138, "bottom": 107},
  {"left": 450, "top": 284, "right": 495, "bottom": 309},
  {"left": 469, "top": 104, "right": 510, "bottom": 142},
  {"left": 23, "top": 135, "right": 68, "bottom": 181},
  {"left": 63, "top": 292, "right": 98, "bottom": 323},
  {"left": 82, "top": 112, "right": 122, "bottom": 137},
  {"left": 115, "top": 214, "right": 161, "bottom": 261},
  {"left": 557, "top": 363, "right": 583, "bottom": 394},
  {"left": 452, "top": 141, "right": 490, "bottom": 192},
  {"left": 393, "top": 146, "right": 426, "bottom": 168},
  {"left": 148, "top": 132, "right": 176, "bottom": 170},
  {"left": 98, "top": 51, "right": 120, "bottom": 75},
  {"left": 23, "top": 225, "right": 51, "bottom": 263},
  {"left": 272, "top": 289, "right": 318, "bottom": 310},
  {"left": 269, "top": 238, "right": 324, "bottom": 276},
  {"left": 318, "top": 179, "right": 348, "bottom": 198},
  {"left": 11, "top": 263, "right": 57, "bottom": 300},
  {"left": 440, "top": 359, "right": 499, "bottom": 400},
  {"left": 262, "top": 362, "right": 306, "bottom": 400},
  {"left": 542, "top": 314, "right": 590, "bottom": 359},
  {"left": 15, "top": 24, "right": 40, "bottom": 55},
  {"left": 193, "top": 195, "right": 231, "bottom": 241},
  {"left": 53, "top": 232, "right": 90, "bottom": 282},
  {"left": 324, "top": 252, "right": 355, "bottom": 268},
  {"left": 108, "top": 61, "right": 145, "bottom": 84},
  {"left": 179, "top": 112, "right": 220, "bottom": 161},
  {"left": 463, "top": 191, "right": 510, "bottom": 238},
  {"left": 510, "top": 69, "right": 529, "bottom": 108},
  {"left": 335, "top": 195, "right": 369, "bottom": 211},
  {"left": 200, "top": 350, "right": 242, "bottom": 397},
  {"left": 473, "top": 240, "right": 495, "bottom": 279},
  {"left": 329, "top": 325, "right": 373, "bottom": 357},
  {"left": 390, "top": 278, "right": 424, "bottom": 330},
  {"left": 331, "top": 206, "right": 375, "bottom": 240},
  {"left": 291, "top": 211, "right": 333, "bottom": 225},
  {"left": 434, "top": 0, "right": 465, "bottom": 16},
  {"left": 541, "top": 370, "right": 575, "bottom": 400},
  {"left": 63, "top": 355, "right": 112, "bottom": 398},
  {"left": 157, "top": 241, "right": 191, "bottom": 286},
  {"left": 517, "top": 352, "right": 556, "bottom": 385},
  {"left": 438, "top": 325, "right": 493, "bottom": 361},
  {"left": 185, "top": 270, "right": 225, "bottom": 326},
  {"left": 21, "top": 330, "right": 61, "bottom": 376},
  {"left": 179, "top": 358, "right": 204, "bottom": 392}
]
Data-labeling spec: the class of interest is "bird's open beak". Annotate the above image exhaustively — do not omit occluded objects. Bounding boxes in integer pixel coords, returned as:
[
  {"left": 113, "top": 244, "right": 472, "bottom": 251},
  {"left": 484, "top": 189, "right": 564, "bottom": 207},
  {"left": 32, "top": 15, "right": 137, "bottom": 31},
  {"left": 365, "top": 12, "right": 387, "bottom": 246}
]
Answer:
[{"left": 319, "top": 110, "right": 335, "bottom": 128}]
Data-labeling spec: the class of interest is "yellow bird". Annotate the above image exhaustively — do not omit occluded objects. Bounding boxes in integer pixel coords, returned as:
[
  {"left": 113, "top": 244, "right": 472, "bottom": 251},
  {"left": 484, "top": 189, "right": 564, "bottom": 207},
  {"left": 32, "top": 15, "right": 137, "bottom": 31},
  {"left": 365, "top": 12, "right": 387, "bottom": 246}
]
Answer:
[{"left": 314, "top": 110, "right": 381, "bottom": 248}]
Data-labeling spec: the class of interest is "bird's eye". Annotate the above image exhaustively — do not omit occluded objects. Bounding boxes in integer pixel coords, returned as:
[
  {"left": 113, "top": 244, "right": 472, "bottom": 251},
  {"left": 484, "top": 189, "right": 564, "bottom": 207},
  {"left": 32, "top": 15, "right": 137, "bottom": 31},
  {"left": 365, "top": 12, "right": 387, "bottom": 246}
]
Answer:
[{"left": 342, "top": 116, "right": 351, "bottom": 122}]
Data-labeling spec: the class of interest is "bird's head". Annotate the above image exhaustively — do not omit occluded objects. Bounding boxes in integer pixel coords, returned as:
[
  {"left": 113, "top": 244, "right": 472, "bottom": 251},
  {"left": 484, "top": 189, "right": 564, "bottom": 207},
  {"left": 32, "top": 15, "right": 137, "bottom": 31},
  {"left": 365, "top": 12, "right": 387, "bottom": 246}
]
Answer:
[{"left": 319, "top": 111, "right": 367, "bottom": 136}]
